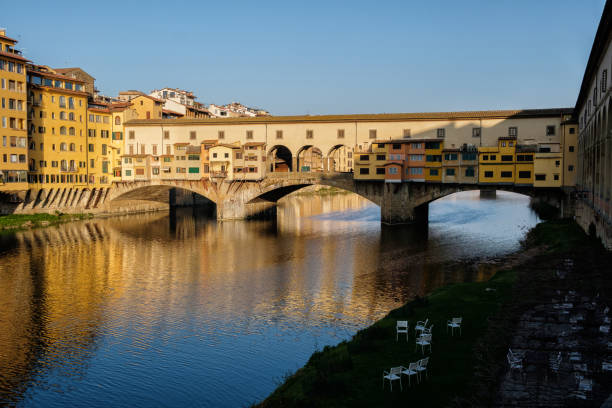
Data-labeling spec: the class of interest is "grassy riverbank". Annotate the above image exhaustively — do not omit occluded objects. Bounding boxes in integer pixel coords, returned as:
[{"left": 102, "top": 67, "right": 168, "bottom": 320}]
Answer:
[
  {"left": 0, "top": 213, "right": 93, "bottom": 232},
  {"left": 257, "top": 270, "right": 517, "bottom": 407},
  {"left": 256, "top": 220, "right": 595, "bottom": 408}
]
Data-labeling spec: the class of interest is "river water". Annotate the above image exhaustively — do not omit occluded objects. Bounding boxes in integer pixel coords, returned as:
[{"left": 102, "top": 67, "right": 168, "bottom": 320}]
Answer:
[{"left": 0, "top": 191, "right": 539, "bottom": 407}]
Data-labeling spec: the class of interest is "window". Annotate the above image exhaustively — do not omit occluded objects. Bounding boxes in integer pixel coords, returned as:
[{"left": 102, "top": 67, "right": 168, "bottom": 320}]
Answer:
[
  {"left": 569, "top": 146, "right": 574, "bottom": 152},
  {"left": 376, "top": 154, "right": 386, "bottom": 160},
  {"left": 60, "top": 126, "right": 67, "bottom": 135},
  {"left": 338, "top": 129, "right": 345, "bottom": 139},
  {"left": 518, "top": 171, "right": 531, "bottom": 178},
  {"left": 546, "top": 125, "right": 555, "bottom": 136},
  {"left": 129, "top": 131, "right": 135, "bottom": 139},
  {"left": 555, "top": 160, "right": 560, "bottom": 167},
  {"left": 462, "top": 152, "right": 477, "bottom": 161},
  {"left": 568, "top": 165, "right": 574, "bottom": 171},
  {"left": 429, "top": 169, "right": 439, "bottom": 176},
  {"left": 554, "top": 174, "right": 559, "bottom": 181},
  {"left": 190, "top": 131, "right": 196, "bottom": 140},
  {"left": 445, "top": 168, "right": 455, "bottom": 176},
  {"left": 369, "top": 129, "right": 377, "bottom": 139},
  {"left": 403, "top": 129, "right": 411, "bottom": 138},
  {"left": 376, "top": 168, "right": 385, "bottom": 175},
  {"left": 465, "top": 167, "right": 475, "bottom": 177},
  {"left": 275, "top": 130, "right": 282, "bottom": 139},
  {"left": 359, "top": 155, "right": 369, "bottom": 160},
  {"left": 188, "top": 167, "right": 200, "bottom": 174},
  {"left": 472, "top": 127, "right": 481, "bottom": 138},
  {"left": 388, "top": 167, "right": 398, "bottom": 174},
  {"left": 88, "top": 144, "right": 94, "bottom": 152},
  {"left": 359, "top": 168, "right": 369, "bottom": 175},
  {"left": 410, "top": 154, "right": 423, "bottom": 161},
  {"left": 224, "top": 153, "right": 229, "bottom": 158},
  {"left": 490, "top": 155, "right": 496, "bottom": 160},
  {"left": 90, "top": 159, "right": 95, "bottom": 168},
  {"left": 484, "top": 171, "right": 493, "bottom": 178},
  {"left": 306, "top": 130, "right": 313, "bottom": 139},
  {"left": 508, "top": 127, "right": 517, "bottom": 137},
  {"left": 437, "top": 128, "right": 445, "bottom": 138},
  {"left": 115, "top": 116, "right": 121, "bottom": 125},
  {"left": 125, "top": 170, "right": 132, "bottom": 176},
  {"left": 246, "top": 130, "right": 253, "bottom": 139},
  {"left": 569, "top": 127, "right": 575, "bottom": 134},
  {"left": 409, "top": 167, "right": 423, "bottom": 175},
  {"left": 218, "top": 130, "right": 225, "bottom": 139},
  {"left": 501, "top": 155, "right": 513, "bottom": 162},
  {"left": 535, "top": 174, "right": 546, "bottom": 181},
  {"left": 444, "top": 153, "right": 458, "bottom": 161},
  {"left": 602, "top": 69, "right": 608, "bottom": 92},
  {"left": 59, "top": 96, "right": 66, "bottom": 107}
]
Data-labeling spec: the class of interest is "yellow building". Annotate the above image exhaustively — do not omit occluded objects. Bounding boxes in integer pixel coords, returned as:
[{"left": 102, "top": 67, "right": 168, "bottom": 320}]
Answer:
[
  {"left": 478, "top": 137, "right": 517, "bottom": 184},
  {"left": 353, "top": 142, "right": 387, "bottom": 180},
  {"left": 534, "top": 143, "right": 563, "bottom": 188},
  {"left": 561, "top": 120, "right": 578, "bottom": 188},
  {"left": 0, "top": 30, "right": 28, "bottom": 191},
  {"left": 86, "top": 102, "right": 113, "bottom": 187},
  {"left": 515, "top": 145, "right": 535, "bottom": 186},
  {"left": 27, "top": 64, "right": 88, "bottom": 188},
  {"left": 110, "top": 101, "right": 137, "bottom": 181},
  {"left": 424, "top": 140, "right": 443, "bottom": 182}
]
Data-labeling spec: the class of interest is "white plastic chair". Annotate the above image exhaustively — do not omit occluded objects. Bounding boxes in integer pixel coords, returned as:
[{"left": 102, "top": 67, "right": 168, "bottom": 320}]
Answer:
[
  {"left": 415, "top": 318, "right": 429, "bottom": 336},
  {"left": 396, "top": 320, "right": 409, "bottom": 341},
  {"left": 447, "top": 317, "right": 462, "bottom": 336},
  {"left": 423, "top": 324, "right": 434, "bottom": 336},
  {"left": 415, "top": 334, "right": 432, "bottom": 354},
  {"left": 416, "top": 357, "right": 429, "bottom": 381},
  {"left": 382, "top": 366, "right": 403, "bottom": 391},
  {"left": 401, "top": 362, "right": 419, "bottom": 387}
]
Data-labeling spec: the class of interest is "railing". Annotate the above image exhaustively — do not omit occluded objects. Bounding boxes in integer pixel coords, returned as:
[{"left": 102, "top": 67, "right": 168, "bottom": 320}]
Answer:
[{"left": 210, "top": 171, "right": 227, "bottom": 178}]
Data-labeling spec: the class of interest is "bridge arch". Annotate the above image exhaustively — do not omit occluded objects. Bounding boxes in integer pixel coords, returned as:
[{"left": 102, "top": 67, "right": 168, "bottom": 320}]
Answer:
[
  {"left": 106, "top": 181, "right": 218, "bottom": 206},
  {"left": 267, "top": 144, "right": 293, "bottom": 172}
]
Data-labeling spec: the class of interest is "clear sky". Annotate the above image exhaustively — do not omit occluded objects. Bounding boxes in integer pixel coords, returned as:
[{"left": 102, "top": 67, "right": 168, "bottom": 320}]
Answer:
[{"left": 3, "top": 0, "right": 605, "bottom": 115}]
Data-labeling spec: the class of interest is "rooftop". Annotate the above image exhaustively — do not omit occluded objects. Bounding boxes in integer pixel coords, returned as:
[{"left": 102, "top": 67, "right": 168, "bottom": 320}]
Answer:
[{"left": 125, "top": 108, "right": 573, "bottom": 127}]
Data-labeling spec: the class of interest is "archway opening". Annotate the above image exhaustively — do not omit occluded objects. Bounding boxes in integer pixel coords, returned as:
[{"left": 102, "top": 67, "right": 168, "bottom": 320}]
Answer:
[
  {"left": 267, "top": 145, "right": 293, "bottom": 172},
  {"left": 327, "top": 144, "right": 353, "bottom": 173},
  {"left": 296, "top": 146, "right": 323, "bottom": 172}
]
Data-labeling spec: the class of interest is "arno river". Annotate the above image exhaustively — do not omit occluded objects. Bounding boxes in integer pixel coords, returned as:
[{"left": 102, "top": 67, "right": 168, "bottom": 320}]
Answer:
[{"left": 0, "top": 191, "right": 539, "bottom": 407}]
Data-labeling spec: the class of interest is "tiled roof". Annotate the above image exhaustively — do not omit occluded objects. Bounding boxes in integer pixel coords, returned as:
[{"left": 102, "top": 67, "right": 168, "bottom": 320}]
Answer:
[
  {"left": 0, "top": 50, "right": 29, "bottom": 62},
  {"left": 125, "top": 108, "right": 573, "bottom": 127}
]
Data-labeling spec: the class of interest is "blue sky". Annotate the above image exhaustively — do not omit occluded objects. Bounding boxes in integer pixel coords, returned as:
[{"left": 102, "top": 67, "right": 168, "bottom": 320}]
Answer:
[{"left": 3, "top": 0, "right": 605, "bottom": 115}]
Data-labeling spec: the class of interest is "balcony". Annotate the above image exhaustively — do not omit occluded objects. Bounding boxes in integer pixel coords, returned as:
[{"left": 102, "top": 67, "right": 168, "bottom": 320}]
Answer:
[{"left": 210, "top": 171, "right": 227, "bottom": 178}]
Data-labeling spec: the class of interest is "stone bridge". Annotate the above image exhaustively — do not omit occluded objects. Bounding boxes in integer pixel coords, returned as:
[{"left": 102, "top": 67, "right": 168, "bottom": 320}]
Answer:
[{"left": 99, "top": 173, "right": 571, "bottom": 224}]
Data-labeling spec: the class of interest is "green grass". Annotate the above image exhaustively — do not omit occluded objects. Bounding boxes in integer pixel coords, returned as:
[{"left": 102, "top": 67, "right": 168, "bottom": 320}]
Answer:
[
  {"left": 522, "top": 219, "right": 594, "bottom": 253},
  {"left": 256, "top": 270, "right": 517, "bottom": 408},
  {"left": 0, "top": 213, "right": 92, "bottom": 231}
]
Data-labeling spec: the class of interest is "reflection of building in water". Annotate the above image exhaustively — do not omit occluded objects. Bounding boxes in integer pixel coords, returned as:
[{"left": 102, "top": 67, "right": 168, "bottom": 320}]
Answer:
[{"left": 0, "top": 194, "right": 506, "bottom": 403}]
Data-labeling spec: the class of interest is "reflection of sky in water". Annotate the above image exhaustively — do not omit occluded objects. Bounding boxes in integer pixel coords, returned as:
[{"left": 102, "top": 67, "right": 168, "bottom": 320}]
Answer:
[{"left": 0, "top": 190, "right": 540, "bottom": 408}]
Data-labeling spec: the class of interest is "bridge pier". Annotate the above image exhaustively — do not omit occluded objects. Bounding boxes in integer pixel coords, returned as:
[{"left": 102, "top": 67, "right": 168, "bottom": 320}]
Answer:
[{"left": 380, "top": 183, "right": 429, "bottom": 224}]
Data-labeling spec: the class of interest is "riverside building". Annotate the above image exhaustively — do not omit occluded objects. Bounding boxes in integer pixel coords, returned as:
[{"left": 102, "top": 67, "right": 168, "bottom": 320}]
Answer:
[
  {"left": 575, "top": 0, "right": 612, "bottom": 247},
  {"left": 0, "top": 29, "right": 28, "bottom": 191}
]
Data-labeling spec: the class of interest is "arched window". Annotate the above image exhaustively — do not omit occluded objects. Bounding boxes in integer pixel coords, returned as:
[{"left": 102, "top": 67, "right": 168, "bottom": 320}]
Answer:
[
  {"left": 69, "top": 127, "right": 75, "bottom": 136},
  {"left": 115, "top": 116, "right": 121, "bottom": 125},
  {"left": 69, "top": 143, "right": 76, "bottom": 151},
  {"left": 60, "top": 143, "right": 67, "bottom": 151},
  {"left": 59, "top": 111, "right": 67, "bottom": 120},
  {"left": 60, "top": 126, "right": 67, "bottom": 135},
  {"left": 69, "top": 112, "right": 75, "bottom": 121},
  {"left": 61, "top": 159, "right": 67, "bottom": 170}
]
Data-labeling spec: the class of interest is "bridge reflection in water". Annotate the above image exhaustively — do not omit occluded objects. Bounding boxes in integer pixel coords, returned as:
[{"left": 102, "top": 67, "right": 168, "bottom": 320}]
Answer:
[{"left": 0, "top": 190, "right": 538, "bottom": 407}]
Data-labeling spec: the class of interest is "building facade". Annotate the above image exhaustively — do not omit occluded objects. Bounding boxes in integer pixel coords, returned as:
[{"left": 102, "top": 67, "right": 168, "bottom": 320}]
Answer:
[
  {"left": 0, "top": 30, "right": 28, "bottom": 191},
  {"left": 575, "top": 0, "right": 612, "bottom": 248}
]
